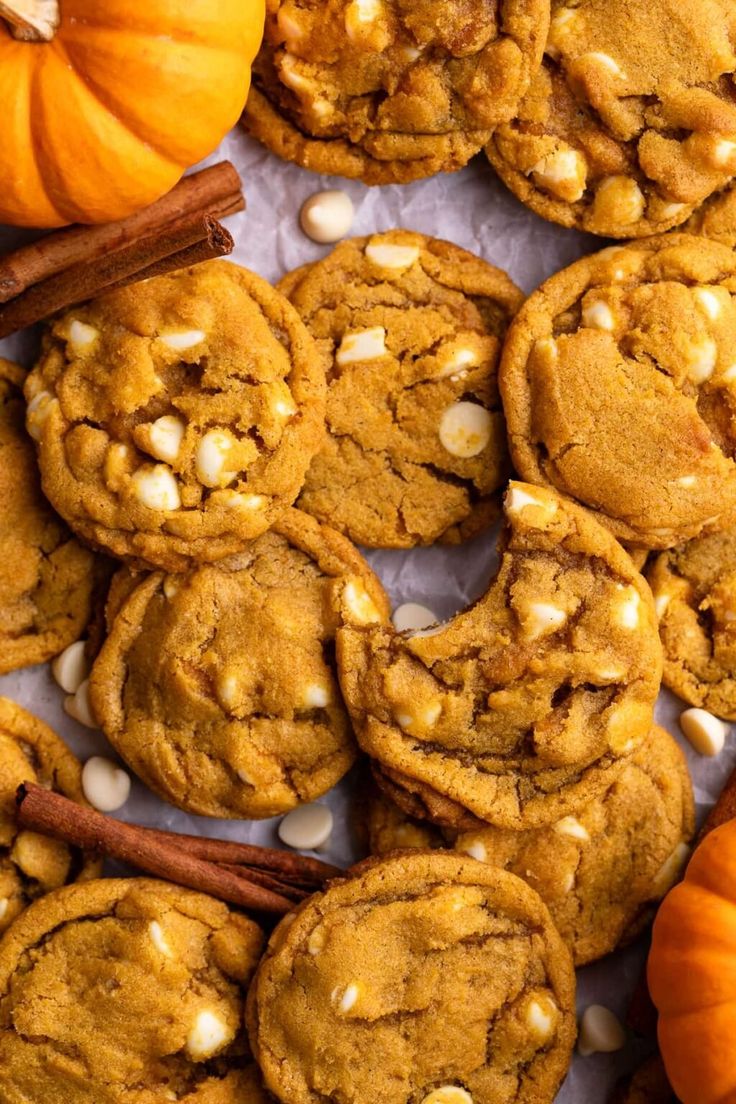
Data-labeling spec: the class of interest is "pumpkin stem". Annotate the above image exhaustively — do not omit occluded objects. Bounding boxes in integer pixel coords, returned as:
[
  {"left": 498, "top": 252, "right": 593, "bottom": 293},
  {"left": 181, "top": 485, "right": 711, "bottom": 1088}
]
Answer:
[{"left": 0, "top": 0, "right": 59, "bottom": 41}]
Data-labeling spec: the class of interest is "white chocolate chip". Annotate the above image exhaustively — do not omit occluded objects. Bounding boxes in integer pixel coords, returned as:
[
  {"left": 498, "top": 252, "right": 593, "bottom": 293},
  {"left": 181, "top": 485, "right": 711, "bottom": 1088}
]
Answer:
[
  {"left": 336, "top": 327, "right": 387, "bottom": 366},
  {"left": 534, "top": 336, "right": 558, "bottom": 361},
  {"left": 26, "top": 390, "right": 55, "bottom": 441},
  {"left": 693, "top": 287, "right": 725, "bottom": 320},
  {"left": 721, "top": 363, "right": 736, "bottom": 383},
  {"left": 216, "top": 670, "right": 239, "bottom": 711},
  {"left": 460, "top": 840, "right": 487, "bottom": 863},
  {"left": 421, "top": 1090, "right": 473, "bottom": 1104},
  {"left": 436, "top": 345, "right": 479, "bottom": 378},
  {"left": 146, "top": 415, "right": 186, "bottom": 465},
  {"left": 615, "top": 585, "right": 641, "bottom": 629},
  {"left": 506, "top": 484, "right": 558, "bottom": 524},
  {"left": 580, "top": 51, "right": 626, "bottom": 77},
  {"left": 163, "top": 576, "right": 180, "bottom": 600},
  {"left": 148, "top": 920, "right": 173, "bottom": 958},
  {"left": 578, "top": 1005, "right": 626, "bottom": 1057},
  {"left": 52, "top": 640, "right": 90, "bottom": 695},
  {"left": 0, "top": 899, "right": 7, "bottom": 921},
  {"left": 392, "top": 603, "right": 438, "bottom": 633},
  {"left": 530, "top": 148, "right": 587, "bottom": 203},
  {"left": 214, "top": 490, "right": 266, "bottom": 511},
  {"left": 277, "top": 6, "right": 304, "bottom": 45},
  {"left": 653, "top": 842, "right": 690, "bottom": 893},
  {"left": 278, "top": 804, "right": 334, "bottom": 850},
  {"left": 195, "top": 430, "right": 238, "bottom": 489},
  {"left": 332, "top": 982, "right": 361, "bottom": 1013},
  {"left": 562, "top": 871, "right": 575, "bottom": 892},
  {"left": 131, "top": 465, "right": 181, "bottom": 511},
  {"left": 81, "top": 756, "right": 131, "bottom": 812},
  {"left": 64, "top": 679, "right": 98, "bottom": 729},
  {"left": 186, "top": 1009, "right": 232, "bottom": 1060},
  {"left": 439, "top": 402, "right": 492, "bottom": 459},
  {"left": 677, "top": 475, "right": 697, "bottom": 488},
  {"left": 343, "top": 579, "right": 381, "bottom": 624},
  {"left": 395, "top": 700, "right": 442, "bottom": 732},
  {"left": 271, "top": 384, "right": 298, "bottom": 421},
  {"left": 523, "top": 601, "right": 567, "bottom": 640},
  {"left": 308, "top": 925, "right": 326, "bottom": 955},
  {"left": 526, "top": 996, "right": 558, "bottom": 1041},
  {"left": 302, "top": 683, "right": 331, "bottom": 709},
  {"left": 654, "top": 592, "right": 671, "bottom": 618},
  {"left": 554, "top": 816, "right": 590, "bottom": 842},
  {"left": 365, "top": 241, "right": 420, "bottom": 272},
  {"left": 545, "top": 6, "right": 577, "bottom": 58},
  {"left": 659, "top": 202, "right": 689, "bottom": 219},
  {"left": 711, "top": 139, "right": 736, "bottom": 167},
  {"left": 679, "top": 707, "right": 727, "bottom": 756},
  {"left": 159, "top": 330, "right": 205, "bottom": 351},
  {"left": 300, "top": 190, "right": 354, "bottom": 244},
  {"left": 582, "top": 300, "right": 615, "bottom": 331},
  {"left": 345, "top": 0, "right": 382, "bottom": 38},
  {"left": 686, "top": 336, "right": 717, "bottom": 383},
  {"left": 68, "top": 319, "right": 99, "bottom": 350},
  {"left": 279, "top": 52, "right": 315, "bottom": 94},
  {"left": 593, "top": 176, "right": 646, "bottom": 226}
]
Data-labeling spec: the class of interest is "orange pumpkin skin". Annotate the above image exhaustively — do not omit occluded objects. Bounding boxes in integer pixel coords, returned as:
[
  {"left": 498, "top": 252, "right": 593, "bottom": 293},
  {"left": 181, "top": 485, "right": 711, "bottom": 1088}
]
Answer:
[
  {"left": 0, "top": 0, "right": 265, "bottom": 227},
  {"left": 649, "top": 819, "right": 736, "bottom": 1104}
]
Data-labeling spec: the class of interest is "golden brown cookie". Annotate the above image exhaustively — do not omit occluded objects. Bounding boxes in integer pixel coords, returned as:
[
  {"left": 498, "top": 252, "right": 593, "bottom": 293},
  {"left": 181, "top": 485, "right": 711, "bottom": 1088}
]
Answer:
[
  {"left": 487, "top": 0, "right": 736, "bottom": 238},
  {"left": 242, "top": 0, "right": 550, "bottom": 185},
  {"left": 280, "top": 230, "right": 523, "bottom": 548},
  {"left": 0, "top": 358, "right": 97, "bottom": 674},
  {"left": 24, "top": 261, "right": 326, "bottom": 573},
  {"left": 0, "top": 878, "right": 266, "bottom": 1104},
  {"left": 247, "top": 851, "right": 576, "bottom": 1104},
  {"left": 501, "top": 235, "right": 736, "bottom": 550},
  {"left": 90, "top": 509, "right": 389, "bottom": 819},
  {"left": 686, "top": 180, "right": 736, "bottom": 245},
  {"left": 368, "top": 727, "right": 694, "bottom": 967},
  {"left": 338, "top": 480, "right": 662, "bottom": 831},
  {"left": 0, "top": 697, "right": 101, "bottom": 936}
]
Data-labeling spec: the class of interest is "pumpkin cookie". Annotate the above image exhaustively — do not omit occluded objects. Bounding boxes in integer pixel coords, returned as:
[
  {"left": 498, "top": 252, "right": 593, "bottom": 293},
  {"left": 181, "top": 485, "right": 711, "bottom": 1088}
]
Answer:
[
  {"left": 280, "top": 231, "right": 522, "bottom": 548},
  {"left": 486, "top": 0, "right": 736, "bottom": 238},
  {"left": 247, "top": 851, "right": 576, "bottom": 1104},
  {"left": 242, "top": 0, "right": 550, "bottom": 185},
  {"left": 90, "top": 509, "right": 389, "bottom": 819},
  {"left": 686, "top": 181, "right": 736, "bottom": 245},
  {"left": 0, "top": 359, "right": 97, "bottom": 674},
  {"left": 368, "top": 727, "right": 694, "bottom": 966},
  {"left": 501, "top": 235, "right": 736, "bottom": 549},
  {"left": 0, "top": 697, "right": 101, "bottom": 936},
  {"left": 24, "top": 261, "right": 326, "bottom": 573},
  {"left": 338, "top": 481, "right": 662, "bottom": 831},
  {"left": 0, "top": 878, "right": 266, "bottom": 1104}
]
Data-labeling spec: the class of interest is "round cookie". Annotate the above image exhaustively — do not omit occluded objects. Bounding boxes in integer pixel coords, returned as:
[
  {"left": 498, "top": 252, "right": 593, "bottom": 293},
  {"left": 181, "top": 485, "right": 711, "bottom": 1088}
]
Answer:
[
  {"left": 501, "top": 234, "right": 736, "bottom": 549},
  {"left": 0, "top": 359, "right": 97, "bottom": 675},
  {"left": 280, "top": 231, "right": 523, "bottom": 548},
  {"left": 90, "top": 509, "right": 390, "bottom": 819},
  {"left": 647, "top": 525, "right": 736, "bottom": 717},
  {"left": 0, "top": 697, "right": 101, "bottom": 936},
  {"left": 247, "top": 851, "right": 576, "bottom": 1104},
  {"left": 24, "top": 261, "right": 326, "bottom": 572},
  {"left": 0, "top": 878, "right": 266, "bottom": 1104},
  {"left": 242, "top": 0, "right": 550, "bottom": 185},
  {"left": 338, "top": 480, "right": 663, "bottom": 831},
  {"left": 369, "top": 727, "right": 694, "bottom": 966},
  {"left": 486, "top": 0, "right": 736, "bottom": 238}
]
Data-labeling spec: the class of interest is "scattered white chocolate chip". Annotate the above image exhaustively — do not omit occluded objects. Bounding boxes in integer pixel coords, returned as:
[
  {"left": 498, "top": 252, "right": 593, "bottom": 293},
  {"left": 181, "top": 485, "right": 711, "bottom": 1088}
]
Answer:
[
  {"left": 299, "top": 190, "right": 354, "bottom": 244},
  {"left": 64, "top": 679, "right": 98, "bottom": 729},
  {"left": 271, "top": 385, "right": 298, "bottom": 421},
  {"left": 131, "top": 465, "right": 181, "bottom": 511},
  {"left": 436, "top": 345, "right": 479, "bottom": 378},
  {"left": 582, "top": 300, "right": 615, "bottom": 331},
  {"left": 308, "top": 924, "right": 326, "bottom": 955},
  {"left": 439, "top": 402, "right": 492, "bottom": 458},
  {"left": 302, "top": 683, "right": 331, "bottom": 709},
  {"left": 336, "top": 327, "right": 388, "bottom": 366},
  {"left": 524, "top": 601, "right": 567, "bottom": 640},
  {"left": 545, "top": 5, "right": 577, "bottom": 58},
  {"left": 593, "top": 176, "right": 645, "bottom": 226},
  {"left": 163, "top": 576, "right": 180, "bottom": 600},
  {"left": 52, "top": 640, "right": 90, "bottom": 695},
  {"left": 68, "top": 319, "right": 99, "bottom": 350},
  {"left": 578, "top": 1005, "right": 626, "bottom": 1057},
  {"left": 216, "top": 670, "right": 239, "bottom": 711},
  {"left": 392, "top": 602, "right": 438, "bottom": 633},
  {"left": 159, "top": 330, "right": 205, "bottom": 351},
  {"left": 395, "top": 700, "right": 442, "bottom": 732},
  {"left": 653, "top": 842, "right": 690, "bottom": 893},
  {"left": 679, "top": 707, "right": 727, "bottom": 756},
  {"left": 711, "top": 138, "right": 736, "bottom": 168},
  {"left": 81, "top": 756, "right": 131, "bottom": 812},
  {"left": 195, "top": 430, "right": 238, "bottom": 489},
  {"left": 148, "top": 920, "right": 173, "bottom": 958},
  {"left": 580, "top": 51, "right": 626, "bottom": 77},
  {"left": 530, "top": 148, "right": 587, "bottom": 203},
  {"left": 332, "top": 982, "right": 361, "bottom": 1014},
  {"left": 615, "top": 585, "right": 641, "bottom": 629},
  {"left": 460, "top": 840, "right": 488, "bottom": 863},
  {"left": 422, "top": 1089, "right": 473, "bottom": 1104},
  {"left": 506, "top": 485, "right": 558, "bottom": 524},
  {"left": 343, "top": 579, "right": 381, "bottom": 624},
  {"left": 554, "top": 816, "right": 590, "bottom": 842},
  {"left": 526, "top": 996, "right": 558, "bottom": 1041},
  {"left": 0, "top": 899, "right": 7, "bottom": 921},
  {"left": 146, "top": 415, "right": 185, "bottom": 464},
  {"left": 26, "top": 390, "right": 55, "bottom": 441},
  {"left": 365, "top": 241, "right": 420, "bottom": 272},
  {"left": 279, "top": 52, "right": 314, "bottom": 94},
  {"left": 186, "top": 1009, "right": 232, "bottom": 1060},
  {"left": 345, "top": 0, "right": 382, "bottom": 39},
  {"left": 693, "top": 287, "right": 725, "bottom": 320},
  {"left": 721, "top": 363, "right": 736, "bottom": 383},
  {"left": 654, "top": 592, "right": 671, "bottom": 618},
  {"left": 278, "top": 804, "right": 334, "bottom": 850},
  {"left": 659, "top": 202, "right": 688, "bottom": 220},
  {"left": 686, "top": 336, "right": 717, "bottom": 383},
  {"left": 677, "top": 474, "right": 697, "bottom": 488},
  {"left": 534, "top": 336, "right": 558, "bottom": 360},
  {"left": 214, "top": 490, "right": 266, "bottom": 511}
]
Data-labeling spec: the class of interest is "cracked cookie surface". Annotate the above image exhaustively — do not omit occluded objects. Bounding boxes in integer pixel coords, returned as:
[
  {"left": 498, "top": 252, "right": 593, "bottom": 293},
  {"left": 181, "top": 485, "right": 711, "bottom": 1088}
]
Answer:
[
  {"left": 0, "top": 878, "right": 265, "bottom": 1104},
  {"left": 501, "top": 235, "right": 736, "bottom": 549},
  {"left": 247, "top": 850, "right": 576, "bottom": 1104},
  {"left": 280, "top": 231, "right": 522, "bottom": 548},
  {"left": 0, "top": 697, "right": 101, "bottom": 937},
  {"left": 0, "top": 359, "right": 97, "bottom": 674},
  {"left": 368, "top": 726, "right": 694, "bottom": 966},
  {"left": 24, "top": 261, "right": 326, "bottom": 573},
  {"left": 337, "top": 481, "right": 662, "bottom": 831},
  {"left": 89, "top": 509, "right": 389, "bottom": 819},
  {"left": 242, "top": 0, "right": 550, "bottom": 185},
  {"left": 486, "top": 0, "right": 736, "bottom": 238},
  {"left": 686, "top": 180, "right": 736, "bottom": 245}
]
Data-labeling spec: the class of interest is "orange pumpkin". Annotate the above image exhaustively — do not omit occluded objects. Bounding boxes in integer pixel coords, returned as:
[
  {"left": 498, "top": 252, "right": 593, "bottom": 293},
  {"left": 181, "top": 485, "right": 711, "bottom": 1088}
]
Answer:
[
  {"left": 0, "top": 0, "right": 264, "bottom": 227},
  {"left": 649, "top": 819, "right": 736, "bottom": 1104}
]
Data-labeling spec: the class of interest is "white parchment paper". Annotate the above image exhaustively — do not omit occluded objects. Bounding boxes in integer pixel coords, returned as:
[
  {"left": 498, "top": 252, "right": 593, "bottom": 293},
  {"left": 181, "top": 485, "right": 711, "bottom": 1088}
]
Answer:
[{"left": 1, "top": 130, "right": 731, "bottom": 1102}]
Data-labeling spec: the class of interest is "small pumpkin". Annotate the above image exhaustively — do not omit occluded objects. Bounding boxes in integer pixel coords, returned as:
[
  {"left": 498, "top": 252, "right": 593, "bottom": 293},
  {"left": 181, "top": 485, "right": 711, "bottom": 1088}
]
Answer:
[
  {"left": 0, "top": 0, "right": 264, "bottom": 227},
  {"left": 649, "top": 819, "right": 736, "bottom": 1104}
]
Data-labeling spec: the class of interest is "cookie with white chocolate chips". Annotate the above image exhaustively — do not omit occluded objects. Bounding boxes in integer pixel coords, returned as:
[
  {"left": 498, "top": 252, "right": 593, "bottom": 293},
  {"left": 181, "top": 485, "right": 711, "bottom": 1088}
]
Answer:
[
  {"left": 486, "top": 0, "right": 736, "bottom": 238},
  {"left": 338, "top": 481, "right": 662, "bottom": 832},
  {"left": 242, "top": 0, "right": 550, "bottom": 185},
  {"left": 0, "top": 878, "right": 266, "bottom": 1104},
  {"left": 501, "top": 235, "right": 736, "bottom": 549},
  {"left": 280, "top": 230, "right": 523, "bottom": 548},
  {"left": 24, "top": 261, "right": 326, "bottom": 573},
  {"left": 0, "top": 697, "right": 101, "bottom": 937},
  {"left": 89, "top": 509, "right": 390, "bottom": 819},
  {"left": 247, "top": 851, "right": 576, "bottom": 1104}
]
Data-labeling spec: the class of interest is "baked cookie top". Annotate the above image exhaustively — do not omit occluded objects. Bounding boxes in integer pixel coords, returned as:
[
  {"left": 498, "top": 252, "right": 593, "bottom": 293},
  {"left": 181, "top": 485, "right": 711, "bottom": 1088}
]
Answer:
[
  {"left": 369, "top": 726, "right": 694, "bottom": 966},
  {"left": 0, "top": 697, "right": 101, "bottom": 936},
  {"left": 24, "top": 261, "right": 326, "bottom": 573},
  {"left": 486, "top": 0, "right": 736, "bottom": 238},
  {"left": 501, "top": 234, "right": 736, "bottom": 549},
  {"left": 686, "top": 180, "right": 736, "bottom": 245},
  {"left": 338, "top": 481, "right": 662, "bottom": 831},
  {"left": 90, "top": 509, "right": 389, "bottom": 819},
  {"left": 281, "top": 231, "right": 523, "bottom": 548},
  {"left": 247, "top": 851, "right": 576, "bottom": 1104},
  {"left": 647, "top": 525, "right": 736, "bottom": 718},
  {"left": 242, "top": 0, "right": 550, "bottom": 185},
  {"left": 0, "top": 359, "right": 96, "bottom": 675},
  {"left": 0, "top": 878, "right": 265, "bottom": 1104}
]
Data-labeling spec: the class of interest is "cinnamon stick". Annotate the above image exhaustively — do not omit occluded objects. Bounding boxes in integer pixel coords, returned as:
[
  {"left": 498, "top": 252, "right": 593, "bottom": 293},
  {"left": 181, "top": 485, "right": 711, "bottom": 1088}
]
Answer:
[{"left": 141, "top": 826, "right": 340, "bottom": 882}]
